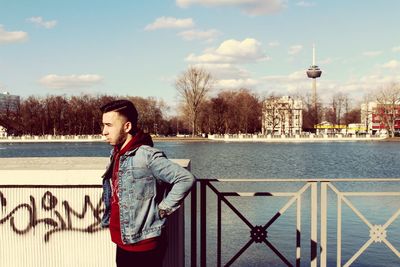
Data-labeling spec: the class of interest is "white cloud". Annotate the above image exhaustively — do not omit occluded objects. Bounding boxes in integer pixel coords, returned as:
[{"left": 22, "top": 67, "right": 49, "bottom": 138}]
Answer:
[
  {"left": 186, "top": 53, "right": 224, "bottom": 63},
  {"left": 39, "top": 74, "right": 103, "bottom": 89},
  {"left": 363, "top": 51, "right": 382, "bottom": 57},
  {"left": 259, "top": 70, "right": 315, "bottom": 97},
  {"left": 185, "top": 38, "right": 269, "bottom": 90},
  {"left": 381, "top": 60, "right": 399, "bottom": 69},
  {"left": 190, "top": 62, "right": 259, "bottom": 90},
  {"left": 186, "top": 38, "right": 268, "bottom": 64},
  {"left": 268, "top": 41, "right": 280, "bottom": 47},
  {"left": 296, "top": 1, "right": 315, "bottom": 7},
  {"left": 144, "top": 17, "right": 194, "bottom": 31},
  {"left": 263, "top": 70, "right": 305, "bottom": 83},
  {"left": 358, "top": 74, "right": 400, "bottom": 85},
  {"left": 193, "top": 63, "right": 250, "bottom": 79},
  {"left": 176, "top": 0, "right": 287, "bottom": 16},
  {"left": 261, "top": 72, "right": 345, "bottom": 102},
  {"left": 215, "top": 78, "right": 259, "bottom": 89},
  {"left": 392, "top": 46, "right": 400, "bottom": 52},
  {"left": 319, "top": 58, "right": 334, "bottom": 65},
  {"left": 27, "top": 17, "right": 57, "bottom": 29},
  {"left": 340, "top": 74, "right": 400, "bottom": 98},
  {"left": 288, "top": 45, "right": 303, "bottom": 55},
  {"left": 0, "top": 25, "right": 28, "bottom": 44},
  {"left": 178, "top": 29, "right": 220, "bottom": 42},
  {"left": 258, "top": 67, "right": 400, "bottom": 104}
]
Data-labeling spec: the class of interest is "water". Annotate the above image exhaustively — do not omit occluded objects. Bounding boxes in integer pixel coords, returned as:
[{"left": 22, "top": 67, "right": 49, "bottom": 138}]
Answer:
[
  {"left": 1, "top": 141, "right": 400, "bottom": 266},
  {"left": 1, "top": 141, "right": 399, "bottom": 179}
]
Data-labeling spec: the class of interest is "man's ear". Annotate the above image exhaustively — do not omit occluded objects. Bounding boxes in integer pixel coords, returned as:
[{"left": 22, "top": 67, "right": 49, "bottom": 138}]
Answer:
[{"left": 124, "top": 121, "right": 132, "bottom": 133}]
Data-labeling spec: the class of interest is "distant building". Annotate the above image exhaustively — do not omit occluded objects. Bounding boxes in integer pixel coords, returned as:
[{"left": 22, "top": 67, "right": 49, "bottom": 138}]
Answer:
[
  {"left": 314, "top": 122, "right": 366, "bottom": 135},
  {"left": 347, "top": 123, "right": 367, "bottom": 135},
  {"left": 361, "top": 101, "right": 400, "bottom": 134},
  {"left": 0, "top": 92, "right": 20, "bottom": 114},
  {"left": 361, "top": 102, "right": 376, "bottom": 134},
  {"left": 315, "top": 121, "right": 346, "bottom": 135},
  {"left": 262, "top": 96, "right": 303, "bottom": 135},
  {"left": 0, "top": 125, "right": 6, "bottom": 137}
]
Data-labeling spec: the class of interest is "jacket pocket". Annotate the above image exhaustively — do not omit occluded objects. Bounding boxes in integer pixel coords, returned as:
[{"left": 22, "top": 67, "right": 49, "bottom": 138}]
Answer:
[{"left": 134, "top": 176, "right": 155, "bottom": 200}]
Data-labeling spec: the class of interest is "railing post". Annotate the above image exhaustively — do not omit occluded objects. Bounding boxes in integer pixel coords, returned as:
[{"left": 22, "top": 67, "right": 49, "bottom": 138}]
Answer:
[
  {"left": 191, "top": 183, "right": 197, "bottom": 267},
  {"left": 337, "top": 194, "right": 342, "bottom": 267},
  {"left": 217, "top": 195, "right": 222, "bottom": 267},
  {"left": 311, "top": 182, "right": 318, "bottom": 267},
  {"left": 296, "top": 193, "right": 301, "bottom": 267},
  {"left": 200, "top": 180, "right": 207, "bottom": 266},
  {"left": 320, "top": 182, "right": 328, "bottom": 267}
]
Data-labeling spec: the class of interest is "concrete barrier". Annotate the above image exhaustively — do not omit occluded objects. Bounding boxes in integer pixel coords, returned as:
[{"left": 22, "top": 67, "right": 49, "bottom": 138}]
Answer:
[{"left": 0, "top": 157, "right": 190, "bottom": 267}]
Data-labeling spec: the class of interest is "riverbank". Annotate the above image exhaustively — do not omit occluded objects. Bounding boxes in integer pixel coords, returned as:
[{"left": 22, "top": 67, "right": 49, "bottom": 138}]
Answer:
[
  {"left": 383, "top": 137, "right": 400, "bottom": 142},
  {"left": 0, "top": 134, "right": 391, "bottom": 143},
  {"left": 153, "top": 136, "right": 208, "bottom": 142},
  {"left": 0, "top": 135, "right": 209, "bottom": 143},
  {"left": 207, "top": 133, "right": 387, "bottom": 142}
]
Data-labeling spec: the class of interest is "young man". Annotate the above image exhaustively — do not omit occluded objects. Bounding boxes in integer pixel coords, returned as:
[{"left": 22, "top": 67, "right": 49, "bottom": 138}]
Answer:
[{"left": 100, "top": 99, "right": 195, "bottom": 267}]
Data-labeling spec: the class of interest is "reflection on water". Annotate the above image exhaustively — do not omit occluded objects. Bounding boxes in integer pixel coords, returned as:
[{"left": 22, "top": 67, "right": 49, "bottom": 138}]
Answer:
[
  {"left": 156, "top": 141, "right": 399, "bottom": 179},
  {"left": 1, "top": 141, "right": 399, "bottom": 179},
  {"left": 1, "top": 141, "right": 400, "bottom": 266}
]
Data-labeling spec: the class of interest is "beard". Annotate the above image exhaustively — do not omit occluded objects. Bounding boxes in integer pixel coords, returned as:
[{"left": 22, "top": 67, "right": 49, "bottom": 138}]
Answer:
[{"left": 114, "top": 127, "right": 128, "bottom": 147}]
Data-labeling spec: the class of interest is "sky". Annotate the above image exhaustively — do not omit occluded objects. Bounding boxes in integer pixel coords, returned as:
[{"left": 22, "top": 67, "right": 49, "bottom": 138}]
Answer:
[{"left": 1, "top": 0, "right": 400, "bottom": 108}]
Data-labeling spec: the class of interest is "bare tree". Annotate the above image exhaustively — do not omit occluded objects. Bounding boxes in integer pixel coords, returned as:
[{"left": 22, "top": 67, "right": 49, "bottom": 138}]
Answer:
[
  {"left": 361, "top": 93, "right": 374, "bottom": 134},
  {"left": 301, "top": 93, "right": 322, "bottom": 132},
  {"left": 219, "top": 90, "right": 238, "bottom": 134},
  {"left": 262, "top": 95, "right": 281, "bottom": 135},
  {"left": 44, "top": 95, "right": 68, "bottom": 135},
  {"left": 327, "top": 93, "right": 347, "bottom": 133},
  {"left": 175, "top": 67, "right": 213, "bottom": 136},
  {"left": 236, "top": 89, "right": 262, "bottom": 134},
  {"left": 344, "top": 108, "right": 361, "bottom": 124},
  {"left": 375, "top": 83, "right": 400, "bottom": 137},
  {"left": 335, "top": 93, "right": 346, "bottom": 129},
  {"left": 129, "top": 96, "right": 164, "bottom": 134},
  {"left": 209, "top": 96, "right": 228, "bottom": 134}
]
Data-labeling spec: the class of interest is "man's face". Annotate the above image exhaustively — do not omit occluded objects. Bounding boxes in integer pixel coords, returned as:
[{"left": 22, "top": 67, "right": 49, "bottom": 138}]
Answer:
[{"left": 102, "top": 111, "right": 129, "bottom": 146}]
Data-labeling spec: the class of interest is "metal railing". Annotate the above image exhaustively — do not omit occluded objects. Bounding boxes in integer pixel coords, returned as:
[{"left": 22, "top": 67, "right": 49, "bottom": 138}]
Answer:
[
  {"left": 207, "top": 134, "right": 386, "bottom": 141},
  {"left": 0, "top": 134, "right": 105, "bottom": 142},
  {"left": 190, "top": 178, "right": 400, "bottom": 267}
]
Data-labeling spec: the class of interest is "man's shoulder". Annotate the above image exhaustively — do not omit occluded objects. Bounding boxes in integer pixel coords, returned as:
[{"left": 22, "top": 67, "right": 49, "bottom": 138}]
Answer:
[
  {"left": 136, "top": 145, "right": 167, "bottom": 160},
  {"left": 137, "top": 145, "right": 161, "bottom": 154},
  {"left": 123, "top": 146, "right": 162, "bottom": 167}
]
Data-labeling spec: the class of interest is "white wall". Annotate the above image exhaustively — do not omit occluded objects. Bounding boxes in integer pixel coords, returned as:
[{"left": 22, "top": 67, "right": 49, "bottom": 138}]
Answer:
[{"left": 0, "top": 159, "right": 190, "bottom": 267}]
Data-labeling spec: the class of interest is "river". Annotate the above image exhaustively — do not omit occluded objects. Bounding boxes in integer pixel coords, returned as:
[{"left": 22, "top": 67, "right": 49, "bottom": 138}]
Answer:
[
  {"left": 1, "top": 141, "right": 399, "bottom": 266},
  {"left": 0, "top": 141, "right": 399, "bottom": 178}
]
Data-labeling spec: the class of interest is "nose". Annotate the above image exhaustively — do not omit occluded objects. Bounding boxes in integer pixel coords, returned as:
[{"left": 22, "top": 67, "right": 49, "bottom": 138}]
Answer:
[{"left": 102, "top": 127, "right": 108, "bottom": 136}]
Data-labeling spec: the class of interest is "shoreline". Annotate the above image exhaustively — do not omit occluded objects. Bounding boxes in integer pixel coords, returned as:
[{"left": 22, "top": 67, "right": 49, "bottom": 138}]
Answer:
[
  {"left": 382, "top": 137, "right": 400, "bottom": 142},
  {"left": 0, "top": 136, "right": 209, "bottom": 143},
  {"left": 0, "top": 136, "right": 397, "bottom": 143}
]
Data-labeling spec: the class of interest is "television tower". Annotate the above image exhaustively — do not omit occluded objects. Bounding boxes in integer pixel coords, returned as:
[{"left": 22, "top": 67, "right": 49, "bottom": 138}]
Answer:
[{"left": 306, "top": 44, "right": 322, "bottom": 129}]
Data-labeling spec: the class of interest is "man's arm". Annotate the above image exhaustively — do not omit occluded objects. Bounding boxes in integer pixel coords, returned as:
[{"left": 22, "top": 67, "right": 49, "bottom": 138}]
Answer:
[{"left": 146, "top": 148, "right": 196, "bottom": 216}]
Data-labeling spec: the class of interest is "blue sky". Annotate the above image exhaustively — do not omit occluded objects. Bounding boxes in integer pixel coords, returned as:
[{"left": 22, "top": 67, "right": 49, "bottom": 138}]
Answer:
[{"left": 1, "top": 0, "right": 400, "bottom": 107}]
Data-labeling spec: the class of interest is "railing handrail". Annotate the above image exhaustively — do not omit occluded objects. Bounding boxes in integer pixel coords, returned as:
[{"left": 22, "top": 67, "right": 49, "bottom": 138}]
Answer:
[{"left": 196, "top": 178, "right": 400, "bottom": 182}]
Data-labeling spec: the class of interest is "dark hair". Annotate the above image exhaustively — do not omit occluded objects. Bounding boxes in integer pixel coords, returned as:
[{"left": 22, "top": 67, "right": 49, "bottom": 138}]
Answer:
[{"left": 100, "top": 99, "right": 138, "bottom": 129}]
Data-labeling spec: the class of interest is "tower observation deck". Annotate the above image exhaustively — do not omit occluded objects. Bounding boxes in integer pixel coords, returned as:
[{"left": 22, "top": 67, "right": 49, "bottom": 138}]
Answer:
[{"left": 306, "top": 45, "right": 322, "bottom": 130}]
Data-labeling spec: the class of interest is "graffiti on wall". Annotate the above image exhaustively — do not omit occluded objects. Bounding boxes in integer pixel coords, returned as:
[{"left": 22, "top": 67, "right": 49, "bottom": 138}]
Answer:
[{"left": 0, "top": 190, "right": 104, "bottom": 242}]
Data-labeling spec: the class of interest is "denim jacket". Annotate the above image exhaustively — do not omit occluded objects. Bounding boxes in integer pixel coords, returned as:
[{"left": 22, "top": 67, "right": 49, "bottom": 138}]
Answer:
[{"left": 101, "top": 145, "right": 195, "bottom": 244}]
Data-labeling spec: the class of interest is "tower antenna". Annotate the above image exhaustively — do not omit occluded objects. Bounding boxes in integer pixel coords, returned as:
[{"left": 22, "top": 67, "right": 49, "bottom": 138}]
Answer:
[{"left": 306, "top": 44, "right": 322, "bottom": 132}]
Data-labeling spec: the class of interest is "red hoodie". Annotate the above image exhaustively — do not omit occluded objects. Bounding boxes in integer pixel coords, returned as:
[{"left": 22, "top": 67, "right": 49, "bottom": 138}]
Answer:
[{"left": 109, "top": 131, "right": 160, "bottom": 252}]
